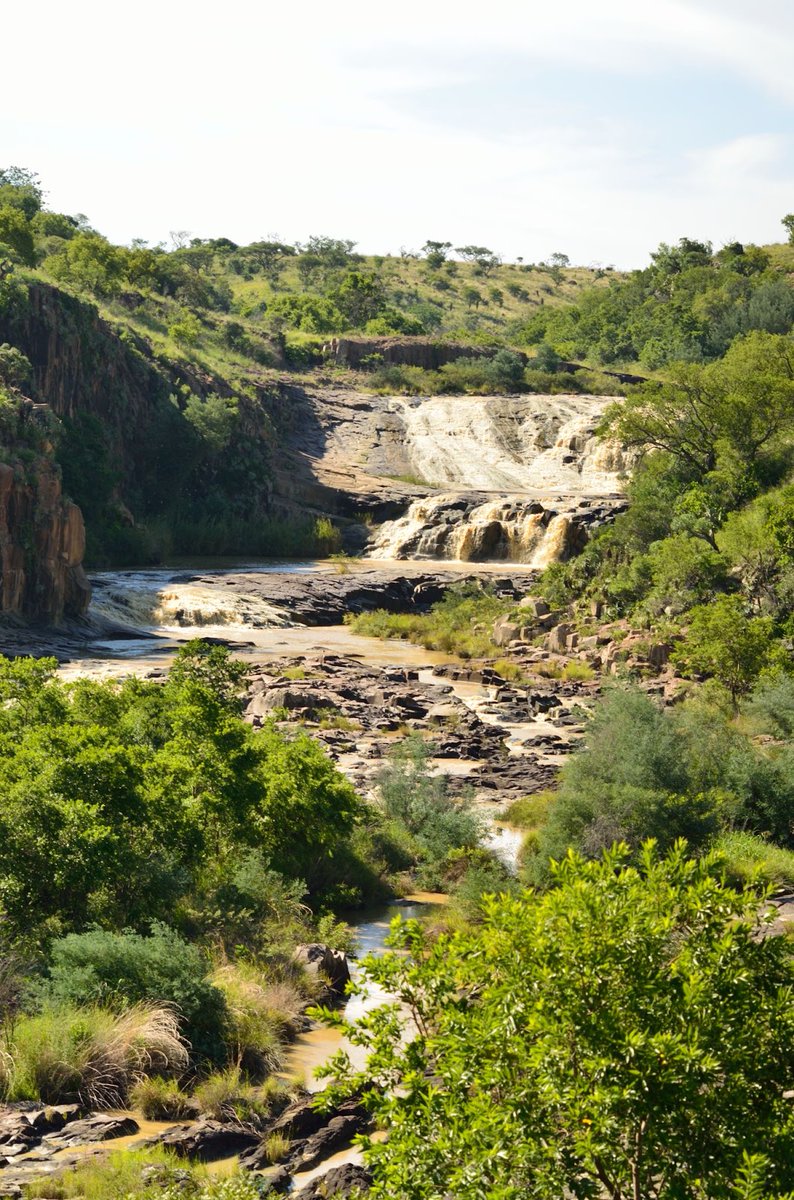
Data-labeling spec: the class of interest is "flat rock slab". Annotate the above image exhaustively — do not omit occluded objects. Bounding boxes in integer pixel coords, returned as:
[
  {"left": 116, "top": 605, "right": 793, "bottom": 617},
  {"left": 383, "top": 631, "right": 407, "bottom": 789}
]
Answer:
[
  {"left": 143, "top": 1119, "right": 260, "bottom": 1161},
  {"left": 45, "top": 1115, "right": 139, "bottom": 1146}
]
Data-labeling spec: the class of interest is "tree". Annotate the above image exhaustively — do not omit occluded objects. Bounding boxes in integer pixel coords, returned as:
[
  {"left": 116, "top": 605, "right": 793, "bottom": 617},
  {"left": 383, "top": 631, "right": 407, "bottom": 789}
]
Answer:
[
  {"left": 601, "top": 332, "right": 794, "bottom": 480},
  {"left": 0, "top": 167, "right": 43, "bottom": 219},
  {"left": 319, "top": 842, "right": 794, "bottom": 1199},
  {"left": 455, "top": 245, "right": 500, "bottom": 274},
  {"left": 330, "top": 272, "right": 385, "bottom": 327},
  {"left": 548, "top": 251, "right": 570, "bottom": 268},
  {"left": 0, "top": 206, "right": 35, "bottom": 266},
  {"left": 782, "top": 213, "right": 794, "bottom": 246},
  {"left": 462, "top": 286, "right": 482, "bottom": 309},
  {"left": 672, "top": 595, "right": 778, "bottom": 707},
  {"left": 421, "top": 240, "right": 452, "bottom": 269}
]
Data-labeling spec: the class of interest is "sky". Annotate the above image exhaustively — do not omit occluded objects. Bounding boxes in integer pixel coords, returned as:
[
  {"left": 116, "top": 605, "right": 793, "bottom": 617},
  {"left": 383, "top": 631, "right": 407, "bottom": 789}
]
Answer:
[{"left": 4, "top": 0, "right": 794, "bottom": 268}]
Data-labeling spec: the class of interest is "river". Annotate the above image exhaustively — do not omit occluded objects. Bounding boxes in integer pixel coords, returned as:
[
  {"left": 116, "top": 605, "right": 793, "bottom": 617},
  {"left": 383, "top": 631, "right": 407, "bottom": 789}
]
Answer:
[{"left": 46, "top": 558, "right": 575, "bottom": 1184}]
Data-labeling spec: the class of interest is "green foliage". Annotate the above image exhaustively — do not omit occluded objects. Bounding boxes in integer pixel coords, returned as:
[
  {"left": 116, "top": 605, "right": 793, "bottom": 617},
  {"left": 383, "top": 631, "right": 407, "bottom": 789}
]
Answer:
[
  {"left": 0, "top": 644, "right": 364, "bottom": 944},
  {"left": 601, "top": 332, "right": 794, "bottom": 480},
  {"left": 375, "top": 736, "right": 483, "bottom": 886},
  {"left": 319, "top": 843, "right": 794, "bottom": 1199},
  {"left": 192, "top": 1066, "right": 273, "bottom": 1126},
  {"left": 130, "top": 1075, "right": 196, "bottom": 1120},
  {"left": 673, "top": 595, "right": 780, "bottom": 705},
  {"left": 33, "top": 924, "right": 228, "bottom": 1065},
  {"left": 268, "top": 292, "right": 344, "bottom": 332},
  {"left": 526, "top": 688, "right": 719, "bottom": 880},
  {"left": 348, "top": 581, "right": 514, "bottom": 658},
  {"left": 0, "top": 205, "right": 35, "bottom": 265},
  {"left": 523, "top": 236, "right": 794, "bottom": 366},
  {"left": 183, "top": 392, "right": 238, "bottom": 452},
  {"left": 24, "top": 1148, "right": 262, "bottom": 1200},
  {"left": 715, "top": 830, "right": 794, "bottom": 889},
  {"left": 0, "top": 343, "right": 32, "bottom": 389},
  {"left": 168, "top": 311, "right": 202, "bottom": 346}
]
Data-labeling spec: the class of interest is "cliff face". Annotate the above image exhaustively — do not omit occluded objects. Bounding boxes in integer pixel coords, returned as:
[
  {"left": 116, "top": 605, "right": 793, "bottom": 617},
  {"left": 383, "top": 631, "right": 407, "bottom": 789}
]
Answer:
[{"left": 0, "top": 456, "right": 90, "bottom": 624}]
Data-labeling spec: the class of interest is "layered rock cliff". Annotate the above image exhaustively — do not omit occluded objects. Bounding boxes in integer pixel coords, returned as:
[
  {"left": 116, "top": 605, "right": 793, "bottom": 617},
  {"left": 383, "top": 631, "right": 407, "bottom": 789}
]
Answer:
[{"left": 0, "top": 425, "right": 90, "bottom": 624}]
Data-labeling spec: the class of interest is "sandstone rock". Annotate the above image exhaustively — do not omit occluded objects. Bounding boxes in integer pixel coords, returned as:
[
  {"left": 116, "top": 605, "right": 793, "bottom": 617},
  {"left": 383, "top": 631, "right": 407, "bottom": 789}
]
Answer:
[
  {"left": 492, "top": 615, "right": 522, "bottom": 647},
  {"left": 0, "top": 456, "right": 90, "bottom": 623},
  {"left": 546, "top": 623, "right": 573, "bottom": 653},
  {"left": 518, "top": 596, "right": 549, "bottom": 617}
]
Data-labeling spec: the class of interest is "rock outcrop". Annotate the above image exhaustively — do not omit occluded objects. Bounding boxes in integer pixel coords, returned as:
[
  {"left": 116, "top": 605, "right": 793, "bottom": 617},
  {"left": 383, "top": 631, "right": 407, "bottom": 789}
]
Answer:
[{"left": 0, "top": 454, "right": 90, "bottom": 623}]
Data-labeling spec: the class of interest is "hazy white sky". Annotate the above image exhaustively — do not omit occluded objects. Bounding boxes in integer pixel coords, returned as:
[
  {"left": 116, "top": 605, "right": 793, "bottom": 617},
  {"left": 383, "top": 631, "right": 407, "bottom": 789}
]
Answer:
[{"left": 4, "top": 0, "right": 793, "bottom": 266}]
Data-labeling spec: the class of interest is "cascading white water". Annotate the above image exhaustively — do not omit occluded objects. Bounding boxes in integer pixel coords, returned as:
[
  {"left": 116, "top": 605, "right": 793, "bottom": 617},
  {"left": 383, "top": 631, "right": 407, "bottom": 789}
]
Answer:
[
  {"left": 89, "top": 571, "right": 291, "bottom": 631},
  {"left": 366, "top": 392, "right": 628, "bottom": 564}
]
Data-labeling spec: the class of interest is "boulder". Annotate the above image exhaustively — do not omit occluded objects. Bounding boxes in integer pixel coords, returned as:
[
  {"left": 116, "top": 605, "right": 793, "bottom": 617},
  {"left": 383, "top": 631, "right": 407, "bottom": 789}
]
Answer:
[
  {"left": 143, "top": 1120, "right": 259, "bottom": 1162},
  {"left": 517, "top": 596, "right": 549, "bottom": 617},
  {"left": 292, "top": 944, "right": 351, "bottom": 996},
  {"left": 294, "top": 1162, "right": 372, "bottom": 1199},
  {"left": 492, "top": 616, "right": 522, "bottom": 647},
  {"left": 45, "top": 1115, "right": 139, "bottom": 1146},
  {"left": 286, "top": 1114, "right": 365, "bottom": 1174},
  {"left": 545, "top": 623, "right": 573, "bottom": 653}
]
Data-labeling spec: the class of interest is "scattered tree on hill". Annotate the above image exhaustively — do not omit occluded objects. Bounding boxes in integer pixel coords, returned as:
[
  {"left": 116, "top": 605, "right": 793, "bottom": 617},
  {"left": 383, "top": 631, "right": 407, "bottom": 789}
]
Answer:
[
  {"left": 421, "top": 240, "right": 452, "bottom": 268},
  {"left": 782, "top": 213, "right": 794, "bottom": 246},
  {"left": 455, "top": 244, "right": 500, "bottom": 273}
]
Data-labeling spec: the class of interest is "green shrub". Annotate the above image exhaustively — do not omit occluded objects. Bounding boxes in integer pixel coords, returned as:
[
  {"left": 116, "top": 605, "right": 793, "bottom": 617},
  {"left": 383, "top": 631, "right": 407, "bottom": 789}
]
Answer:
[
  {"left": 375, "top": 736, "right": 483, "bottom": 887},
  {"left": 501, "top": 791, "right": 556, "bottom": 830},
  {"left": 192, "top": 1066, "right": 275, "bottom": 1127},
  {"left": 35, "top": 926, "right": 228, "bottom": 1066},
  {"left": 561, "top": 661, "right": 596, "bottom": 682}
]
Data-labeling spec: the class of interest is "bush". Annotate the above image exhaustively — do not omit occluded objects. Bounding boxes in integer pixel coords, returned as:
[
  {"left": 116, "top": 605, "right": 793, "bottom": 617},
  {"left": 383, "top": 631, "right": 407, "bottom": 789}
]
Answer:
[
  {"left": 561, "top": 661, "right": 596, "bottom": 682},
  {"left": 4, "top": 1003, "right": 188, "bottom": 1106},
  {"left": 375, "top": 736, "right": 483, "bottom": 886},
  {"left": 715, "top": 831, "right": 794, "bottom": 888},
  {"left": 130, "top": 1076, "right": 195, "bottom": 1120},
  {"left": 36, "top": 926, "right": 228, "bottom": 1065}
]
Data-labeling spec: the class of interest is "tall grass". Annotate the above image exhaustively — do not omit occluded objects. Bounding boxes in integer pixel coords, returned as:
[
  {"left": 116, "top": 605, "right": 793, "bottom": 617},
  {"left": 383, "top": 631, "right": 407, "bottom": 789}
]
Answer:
[
  {"left": 129, "top": 1076, "right": 196, "bottom": 1121},
  {"left": 212, "top": 962, "right": 303, "bottom": 1077},
  {"left": 3, "top": 1003, "right": 188, "bottom": 1107},
  {"left": 192, "top": 1066, "right": 286, "bottom": 1128},
  {"left": 714, "top": 831, "right": 794, "bottom": 888}
]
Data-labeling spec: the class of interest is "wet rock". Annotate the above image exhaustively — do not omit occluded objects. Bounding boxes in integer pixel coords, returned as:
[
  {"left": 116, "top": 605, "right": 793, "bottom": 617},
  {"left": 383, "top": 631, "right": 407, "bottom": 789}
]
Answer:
[
  {"left": 46, "top": 1114, "right": 139, "bottom": 1146},
  {"left": 294, "top": 1162, "right": 372, "bottom": 1199},
  {"left": 286, "top": 1114, "right": 365, "bottom": 1174},
  {"left": 292, "top": 944, "right": 351, "bottom": 997},
  {"left": 262, "top": 1165, "right": 292, "bottom": 1193},
  {"left": 143, "top": 1120, "right": 259, "bottom": 1161}
]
